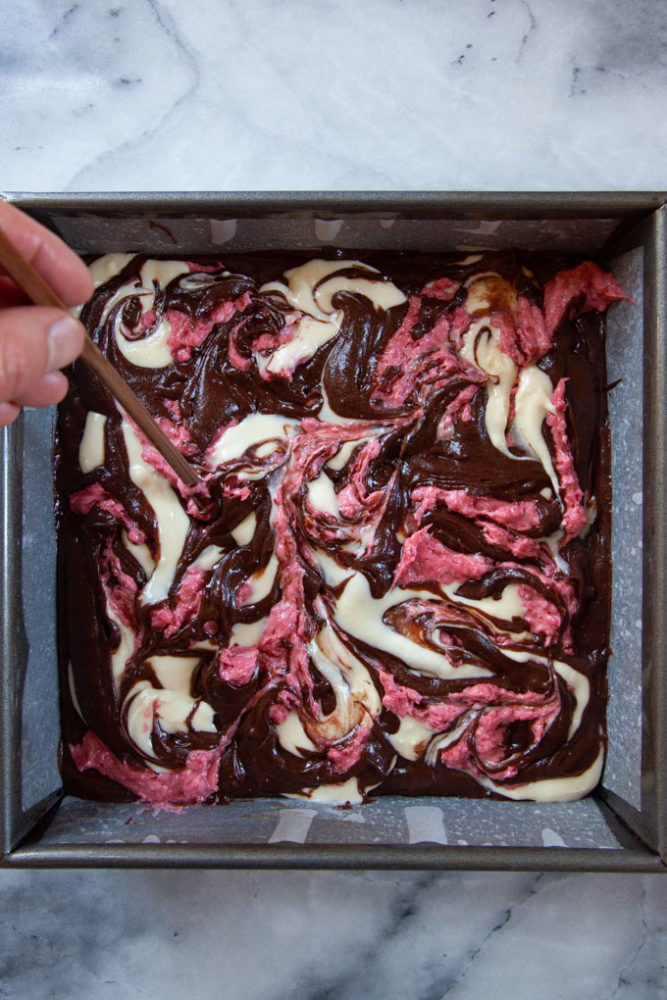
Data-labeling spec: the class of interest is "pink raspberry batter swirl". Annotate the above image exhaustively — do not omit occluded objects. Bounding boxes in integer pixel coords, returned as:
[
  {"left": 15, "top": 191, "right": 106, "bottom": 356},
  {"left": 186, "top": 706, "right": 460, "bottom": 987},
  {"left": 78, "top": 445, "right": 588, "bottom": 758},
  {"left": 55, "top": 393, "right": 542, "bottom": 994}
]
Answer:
[{"left": 57, "top": 251, "right": 623, "bottom": 807}]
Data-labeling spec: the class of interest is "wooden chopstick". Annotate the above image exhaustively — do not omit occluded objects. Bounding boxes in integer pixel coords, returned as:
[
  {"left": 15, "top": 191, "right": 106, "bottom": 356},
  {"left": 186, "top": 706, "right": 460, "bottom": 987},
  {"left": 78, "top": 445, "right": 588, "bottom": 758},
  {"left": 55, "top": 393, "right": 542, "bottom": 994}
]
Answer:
[{"left": 0, "top": 227, "right": 200, "bottom": 487}]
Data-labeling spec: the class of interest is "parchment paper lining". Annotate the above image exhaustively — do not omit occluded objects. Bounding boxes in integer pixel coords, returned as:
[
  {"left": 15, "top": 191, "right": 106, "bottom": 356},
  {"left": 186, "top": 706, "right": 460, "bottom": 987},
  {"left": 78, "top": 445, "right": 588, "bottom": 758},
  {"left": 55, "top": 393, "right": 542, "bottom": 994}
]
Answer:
[
  {"left": 603, "top": 248, "right": 644, "bottom": 809},
  {"left": 20, "top": 407, "right": 60, "bottom": 811},
  {"left": 39, "top": 796, "right": 622, "bottom": 850}
]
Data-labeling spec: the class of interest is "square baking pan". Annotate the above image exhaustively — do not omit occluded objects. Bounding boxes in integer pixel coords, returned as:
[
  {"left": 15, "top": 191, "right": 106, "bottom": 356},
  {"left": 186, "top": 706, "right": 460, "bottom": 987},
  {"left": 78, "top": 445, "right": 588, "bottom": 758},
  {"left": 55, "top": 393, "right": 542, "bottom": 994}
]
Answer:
[{"left": 1, "top": 192, "right": 665, "bottom": 871}]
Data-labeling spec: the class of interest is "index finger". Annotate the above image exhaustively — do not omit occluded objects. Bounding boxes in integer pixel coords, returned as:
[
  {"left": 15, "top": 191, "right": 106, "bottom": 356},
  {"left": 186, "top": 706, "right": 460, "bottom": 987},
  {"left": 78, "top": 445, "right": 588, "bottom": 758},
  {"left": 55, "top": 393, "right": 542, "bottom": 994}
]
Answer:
[{"left": 0, "top": 200, "right": 93, "bottom": 308}]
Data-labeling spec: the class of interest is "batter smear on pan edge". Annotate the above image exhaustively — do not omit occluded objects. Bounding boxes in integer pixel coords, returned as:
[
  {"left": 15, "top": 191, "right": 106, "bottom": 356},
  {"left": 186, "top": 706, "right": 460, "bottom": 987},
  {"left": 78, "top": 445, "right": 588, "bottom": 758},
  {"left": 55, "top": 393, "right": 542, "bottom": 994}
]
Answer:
[{"left": 55, "top": 250, "right": 629, "bottom": 806}]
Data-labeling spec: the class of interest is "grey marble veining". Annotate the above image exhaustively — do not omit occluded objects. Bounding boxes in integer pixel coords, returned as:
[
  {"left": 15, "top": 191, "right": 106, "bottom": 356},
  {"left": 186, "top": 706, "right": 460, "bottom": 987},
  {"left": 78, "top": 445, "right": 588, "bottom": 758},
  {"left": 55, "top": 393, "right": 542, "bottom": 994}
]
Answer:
[
  {"left": 0, "top": 869, "right": 665, "bottom": 999},
  {"left": 1, "top": 1, "right": 666, "bottom": 998},
  {"left": 2, "top": 0, "right": 667, "bottom": 193}
]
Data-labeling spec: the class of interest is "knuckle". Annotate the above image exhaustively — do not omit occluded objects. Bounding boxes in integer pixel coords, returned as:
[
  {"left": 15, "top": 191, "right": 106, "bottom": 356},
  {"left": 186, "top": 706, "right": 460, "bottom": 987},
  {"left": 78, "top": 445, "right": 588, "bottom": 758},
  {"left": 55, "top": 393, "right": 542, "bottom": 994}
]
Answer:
[{"left": 0, "top": 324, "right": 44, "bottom": 400}]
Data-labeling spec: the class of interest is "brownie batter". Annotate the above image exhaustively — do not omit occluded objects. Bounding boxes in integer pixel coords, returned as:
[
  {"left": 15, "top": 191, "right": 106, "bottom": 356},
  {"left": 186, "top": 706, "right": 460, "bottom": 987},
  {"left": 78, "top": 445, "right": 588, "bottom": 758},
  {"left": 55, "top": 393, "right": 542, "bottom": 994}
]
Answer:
[{"left": 55, "top": 250, "right": 627, "bottom": 805}]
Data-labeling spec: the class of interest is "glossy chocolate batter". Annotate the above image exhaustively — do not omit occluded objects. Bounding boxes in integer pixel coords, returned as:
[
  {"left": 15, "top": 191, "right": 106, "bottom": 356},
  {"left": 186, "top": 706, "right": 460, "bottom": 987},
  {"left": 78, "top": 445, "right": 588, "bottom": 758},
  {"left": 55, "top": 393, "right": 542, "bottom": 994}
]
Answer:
[{"left": 55, "top": 250, "right": 627, "bottom": 805}]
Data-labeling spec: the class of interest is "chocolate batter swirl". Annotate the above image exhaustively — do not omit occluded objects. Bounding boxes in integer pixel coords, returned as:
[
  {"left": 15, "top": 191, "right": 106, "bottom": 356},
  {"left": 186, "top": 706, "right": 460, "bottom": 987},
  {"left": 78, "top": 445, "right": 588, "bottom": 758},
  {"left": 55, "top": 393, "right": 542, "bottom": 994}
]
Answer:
[{"left": 56, "top": 251, "right": 625, "bottom": 805}]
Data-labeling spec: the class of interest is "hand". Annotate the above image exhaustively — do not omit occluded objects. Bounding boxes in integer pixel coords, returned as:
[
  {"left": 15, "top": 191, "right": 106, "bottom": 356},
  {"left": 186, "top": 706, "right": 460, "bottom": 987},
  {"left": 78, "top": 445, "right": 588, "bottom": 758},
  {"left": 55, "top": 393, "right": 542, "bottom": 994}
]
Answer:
[{"left": 0, "top": 200, "right": 93, "bottom": 427}]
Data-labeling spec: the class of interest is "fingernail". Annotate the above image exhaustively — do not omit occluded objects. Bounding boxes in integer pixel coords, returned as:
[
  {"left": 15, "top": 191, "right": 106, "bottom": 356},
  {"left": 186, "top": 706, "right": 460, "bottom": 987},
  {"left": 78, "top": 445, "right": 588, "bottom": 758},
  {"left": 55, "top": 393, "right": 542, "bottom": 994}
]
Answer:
[
  {"left": 0, "top": 401, "right": 20, "bottom": 427},
  {"left": 47, "top": 316, "right": 84, "bottom": 372}
]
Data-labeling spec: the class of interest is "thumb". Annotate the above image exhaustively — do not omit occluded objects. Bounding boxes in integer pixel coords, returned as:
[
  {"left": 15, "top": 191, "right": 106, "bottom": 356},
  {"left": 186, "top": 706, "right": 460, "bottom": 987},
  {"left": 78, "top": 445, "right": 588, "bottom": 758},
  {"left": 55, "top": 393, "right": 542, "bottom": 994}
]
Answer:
[{"left": 0, "top": 306, "right": 85, "bottom": 415}]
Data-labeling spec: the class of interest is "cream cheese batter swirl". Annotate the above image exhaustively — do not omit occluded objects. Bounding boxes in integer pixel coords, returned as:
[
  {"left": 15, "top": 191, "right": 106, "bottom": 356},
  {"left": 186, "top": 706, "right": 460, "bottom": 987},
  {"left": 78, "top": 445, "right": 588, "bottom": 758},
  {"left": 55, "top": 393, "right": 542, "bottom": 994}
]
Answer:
[{"left": 56, "top": 251, "right": 627, "bottom": 806}]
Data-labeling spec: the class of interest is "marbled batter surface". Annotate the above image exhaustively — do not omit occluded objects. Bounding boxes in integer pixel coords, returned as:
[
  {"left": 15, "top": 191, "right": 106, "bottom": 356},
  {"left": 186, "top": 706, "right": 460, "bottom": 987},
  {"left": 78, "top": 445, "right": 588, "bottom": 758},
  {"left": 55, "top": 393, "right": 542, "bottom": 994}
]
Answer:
[{"left": 57, "top": 252, "right": 617, "bottom": 806}]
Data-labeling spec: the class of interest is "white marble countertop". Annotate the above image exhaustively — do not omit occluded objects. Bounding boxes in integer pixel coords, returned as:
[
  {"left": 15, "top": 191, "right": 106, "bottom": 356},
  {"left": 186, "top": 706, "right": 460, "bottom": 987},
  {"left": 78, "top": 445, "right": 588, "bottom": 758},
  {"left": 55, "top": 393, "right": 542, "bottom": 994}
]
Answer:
[
  {"left": 3, "top": 0, "right": 667, "bottom": 194},
  {"left": 1, "top": 1, "right": 665, "bottom": 998}
]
